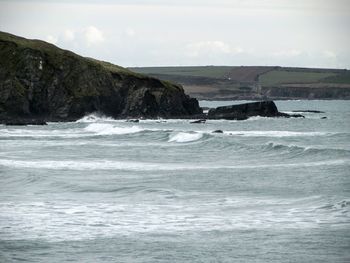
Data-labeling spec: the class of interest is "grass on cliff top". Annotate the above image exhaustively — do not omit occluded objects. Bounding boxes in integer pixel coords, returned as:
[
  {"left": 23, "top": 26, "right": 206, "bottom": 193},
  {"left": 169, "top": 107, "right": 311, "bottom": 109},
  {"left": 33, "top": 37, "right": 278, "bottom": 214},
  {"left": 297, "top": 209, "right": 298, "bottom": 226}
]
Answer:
[
  {"left": 321, "top": 71, "right": 350, "bottom": 84},
  {"left": 86, "top": 58, "right": 144, "bottom": 77},
  {"left": 0, "top": 31, "right": 145, "bottom": 78},
  {"left": 129, "top": 66, "right": 235, "bottom": 79},
  {"left": 259, "top": 70, "right": 337, "bottom": 86},
  {"left": 0, "top": 31, "right": 182, "bottom": 91}
]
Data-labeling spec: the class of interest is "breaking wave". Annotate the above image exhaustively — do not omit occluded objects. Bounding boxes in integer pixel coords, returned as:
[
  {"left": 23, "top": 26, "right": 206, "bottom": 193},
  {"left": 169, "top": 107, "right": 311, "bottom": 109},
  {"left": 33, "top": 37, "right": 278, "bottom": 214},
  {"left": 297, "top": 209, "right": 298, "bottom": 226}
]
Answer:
[
  {"left": 263, "top": 142, "right": 350, "bottom": 155},
  {"left": 75, "top": 113, "right": 115, "bottom": 123},
  {"left": 168, "top": 132, "right": 203, "bottom": 143},
  {"left": 1, "top": 158, "right": 348, "bottom": 171},
  {"left": 84, "top": 123, "right": 143, "bottom": 135}
]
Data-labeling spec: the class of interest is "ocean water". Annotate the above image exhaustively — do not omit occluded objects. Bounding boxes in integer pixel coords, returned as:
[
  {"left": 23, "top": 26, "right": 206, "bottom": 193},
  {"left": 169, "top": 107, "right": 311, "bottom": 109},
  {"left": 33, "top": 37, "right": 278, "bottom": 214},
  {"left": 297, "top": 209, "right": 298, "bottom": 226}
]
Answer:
[{"left": 0, "top": 100, "right": 349, "bottom": 262}]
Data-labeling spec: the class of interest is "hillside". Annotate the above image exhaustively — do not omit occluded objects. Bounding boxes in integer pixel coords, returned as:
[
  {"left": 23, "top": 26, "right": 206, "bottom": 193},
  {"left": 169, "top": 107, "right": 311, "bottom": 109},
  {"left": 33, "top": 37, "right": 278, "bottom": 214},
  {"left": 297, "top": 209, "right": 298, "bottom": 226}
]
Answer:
[
  {"left": 129, "top": 66, "right": 350, "bottom": 100},
  {"left": 0, "top": 31, "right": 201, "bottom": 123}
]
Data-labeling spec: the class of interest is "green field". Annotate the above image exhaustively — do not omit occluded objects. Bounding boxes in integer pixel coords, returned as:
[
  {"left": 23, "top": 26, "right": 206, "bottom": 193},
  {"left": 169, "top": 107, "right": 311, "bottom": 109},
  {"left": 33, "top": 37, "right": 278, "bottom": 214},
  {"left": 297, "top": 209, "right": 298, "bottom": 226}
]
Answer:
[
  {"left": 259, "top": 70, "right": 337, "bottom": 86},
  {"left": 129, "top": 66, "right": 234, "bottom": 79},
  {"left": 322, "top": 71, "right": 350, "bottom": 84}
]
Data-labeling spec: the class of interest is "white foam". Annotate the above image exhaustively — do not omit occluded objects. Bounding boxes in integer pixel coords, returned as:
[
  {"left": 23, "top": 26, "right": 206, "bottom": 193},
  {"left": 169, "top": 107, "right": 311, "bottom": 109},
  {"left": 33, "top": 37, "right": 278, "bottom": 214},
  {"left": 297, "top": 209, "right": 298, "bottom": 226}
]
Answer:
[
  {"left": 0, "top": 158, "right": 347, "bottom": 171},
  {"left": 84, "top": 123, "right": 143, "bottom": 135},
  {"left": 1, "top": 195, "right": 348, "bottom": 242},
  {"left": 0, "top": 159, "right": 164, "bottom": 171},
  {"left": 168, "top": 132, "right": 203, "bottom": 143},
  {"left": 246, "top": 116, "right": 270, "bottom": 121},
  {"left": 76, "top": 113, "right": 114, "bottom": 123},
  {"left": 0, "top": 128, "right": 85, "bottom": 138}
]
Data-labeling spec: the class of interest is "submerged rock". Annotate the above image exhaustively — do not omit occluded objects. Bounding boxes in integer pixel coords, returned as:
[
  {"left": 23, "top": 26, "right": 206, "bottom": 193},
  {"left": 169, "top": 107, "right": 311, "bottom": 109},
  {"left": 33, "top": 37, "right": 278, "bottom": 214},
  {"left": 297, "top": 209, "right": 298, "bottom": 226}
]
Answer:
[
  {"left": 0, "top": 31, "right": 202, "bottom": 123},
  {"left": 208, "top": 101, "right": 304, "bottom": 120},
  {"left": 292, "top": 110, "right": 325, "bottom": 113},
  {"left": 190, "top": 119, "right": 206, "bottom": 124},
  {"left": 126, "top": 119, "right": 139, "bottom": 123}
]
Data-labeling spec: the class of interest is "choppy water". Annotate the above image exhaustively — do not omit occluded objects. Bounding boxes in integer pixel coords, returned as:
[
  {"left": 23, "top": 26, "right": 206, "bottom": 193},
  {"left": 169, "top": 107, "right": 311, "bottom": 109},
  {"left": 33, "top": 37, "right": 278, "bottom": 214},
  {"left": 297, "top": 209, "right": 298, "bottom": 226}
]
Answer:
[{"left": 0, "top": 100, "right": 349, "bottom": 262}]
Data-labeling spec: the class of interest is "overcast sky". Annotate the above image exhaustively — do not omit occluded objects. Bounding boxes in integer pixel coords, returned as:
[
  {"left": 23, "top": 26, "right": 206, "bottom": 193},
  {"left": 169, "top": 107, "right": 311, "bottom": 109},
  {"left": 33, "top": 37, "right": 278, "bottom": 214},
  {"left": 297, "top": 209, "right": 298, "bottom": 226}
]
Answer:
[{"left": 0, "top": 0, "right": 349, "bottom": 68}]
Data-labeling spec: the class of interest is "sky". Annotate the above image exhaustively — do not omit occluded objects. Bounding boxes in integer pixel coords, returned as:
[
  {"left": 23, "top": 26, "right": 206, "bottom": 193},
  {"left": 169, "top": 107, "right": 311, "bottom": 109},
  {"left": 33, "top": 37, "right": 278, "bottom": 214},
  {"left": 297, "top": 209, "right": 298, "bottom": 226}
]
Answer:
[{"left": 0, "top": 0, "right": 349, "bottom": 68}]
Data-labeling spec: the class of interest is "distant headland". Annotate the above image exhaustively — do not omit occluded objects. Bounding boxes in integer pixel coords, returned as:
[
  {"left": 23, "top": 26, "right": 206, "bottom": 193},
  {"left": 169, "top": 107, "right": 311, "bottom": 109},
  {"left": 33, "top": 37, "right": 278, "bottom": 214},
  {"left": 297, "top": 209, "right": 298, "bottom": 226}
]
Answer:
[{"left": 129, "top": 66, "right": 350, "bottom": 100}]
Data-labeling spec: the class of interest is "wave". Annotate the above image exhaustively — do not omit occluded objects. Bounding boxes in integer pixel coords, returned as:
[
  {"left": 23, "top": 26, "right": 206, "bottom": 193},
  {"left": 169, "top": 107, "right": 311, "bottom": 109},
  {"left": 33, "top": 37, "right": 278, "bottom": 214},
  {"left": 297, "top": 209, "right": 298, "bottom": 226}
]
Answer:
[
  {"left": 246, "top": 116, "right": 271, "bottom": 121},
  {"left": 263, "top": 142, "right": 350, "bottom": 155},
  {"left": 0, "top": 128, "right": 86, "bottom": 138},
  {"left": 75, "top": 113, "right": 115, "bottom": 123},
  {"left": 1, "top": 158, "right": 348, "bottom": 171},
  {"left": 78, "top": 187, "right": 179, "bottom": 199},
  {"left": 319, "top": 200, "right": 350, "bottom": 211},
  {"left": 223, "top": 130, "right": 334, "bottom": 137},
  {"left": 0, "top": 123, "right": 165, "bottom": 138},
  {"left": 84, "top": 123, "right": 143, "bottom": 135},
  {"left": 1, "top": 195, "right": 349, "bottom": 242},
  {"left": 264, "top": 142, "right": 305, "bottom": 151},
  {"left": 168, "top": 132, "right": 203, "bottom": 143}
]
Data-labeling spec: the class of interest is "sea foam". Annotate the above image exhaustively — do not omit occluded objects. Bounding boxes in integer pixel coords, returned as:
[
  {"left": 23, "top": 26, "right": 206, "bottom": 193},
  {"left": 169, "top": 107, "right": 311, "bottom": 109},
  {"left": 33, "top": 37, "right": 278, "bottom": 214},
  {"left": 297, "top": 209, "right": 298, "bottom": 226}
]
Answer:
[
  {"left": 168, "top": 132, "right": 203, "bottom": 142},
  {"left": 76, "top": 113, "right": 115, "bottom": 123},
  {"left": 84, "top": 123, "right": 143, "bottom": 135},
  {"left": 0, "top": 158, "right": 347, "bottom": 171}
]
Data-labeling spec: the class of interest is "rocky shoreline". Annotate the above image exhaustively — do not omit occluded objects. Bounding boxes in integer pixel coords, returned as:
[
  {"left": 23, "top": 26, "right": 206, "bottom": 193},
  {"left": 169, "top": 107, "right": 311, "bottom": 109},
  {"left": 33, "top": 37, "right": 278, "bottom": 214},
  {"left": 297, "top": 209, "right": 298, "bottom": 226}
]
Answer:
[{"left": 1, "top": 100, "right": 305, "bottom": 126}]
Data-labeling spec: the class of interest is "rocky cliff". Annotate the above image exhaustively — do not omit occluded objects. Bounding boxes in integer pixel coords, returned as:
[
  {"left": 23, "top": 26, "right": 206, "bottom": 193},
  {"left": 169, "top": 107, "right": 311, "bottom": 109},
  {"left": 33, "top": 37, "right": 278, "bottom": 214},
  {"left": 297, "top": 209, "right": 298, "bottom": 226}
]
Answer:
[{"left": 0, "top": 32, "right": 201, "bottom": 123}]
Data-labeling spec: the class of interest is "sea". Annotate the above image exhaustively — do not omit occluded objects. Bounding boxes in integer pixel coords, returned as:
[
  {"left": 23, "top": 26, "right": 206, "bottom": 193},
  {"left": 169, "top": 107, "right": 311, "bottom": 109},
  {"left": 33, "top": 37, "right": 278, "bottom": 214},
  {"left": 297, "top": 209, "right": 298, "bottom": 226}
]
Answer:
[{"left": 0, "top": 100, "right": 349, "bottom": 263}]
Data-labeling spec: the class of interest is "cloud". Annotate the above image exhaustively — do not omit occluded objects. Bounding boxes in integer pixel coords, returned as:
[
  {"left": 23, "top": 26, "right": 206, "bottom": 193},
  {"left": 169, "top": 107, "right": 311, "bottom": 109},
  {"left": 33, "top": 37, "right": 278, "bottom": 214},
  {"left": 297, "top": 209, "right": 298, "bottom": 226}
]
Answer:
[
  {"left": 322, "top": 50, "right": 337, "bottom": 59},
  {"left": 83, "top": 26, "right": 105, "bottom": 45},
  {"left": 50, "top": 26, "right": 105, "bottom": 48},
  {"left": 46, "top": 35, "right": 58, "bottom": 44},
  {"left": 63, "top": 29, "right": 75, "bottom": 41},
  {"left": 272, "top": 49, "right": 302, "bottom": 57},
  {"left": 186, "top": 41, "right": 243, "bottom": 57},
  {"left": 2, "top": 0, "right": 347, "bottom": 68},
  {"left": 125, "top": 28, "right": 136, "bottom": 37}
]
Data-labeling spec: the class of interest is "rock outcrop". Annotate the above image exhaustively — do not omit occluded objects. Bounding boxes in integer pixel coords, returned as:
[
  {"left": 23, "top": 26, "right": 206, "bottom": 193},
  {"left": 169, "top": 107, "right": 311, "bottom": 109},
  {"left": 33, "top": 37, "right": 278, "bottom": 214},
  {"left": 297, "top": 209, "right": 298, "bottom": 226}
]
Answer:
[
  {"left": 0, "top": 31, "right": 202, "bottom": 123},
  {"left": 208, "top": 101, "right": 304, "bottom": 120}
]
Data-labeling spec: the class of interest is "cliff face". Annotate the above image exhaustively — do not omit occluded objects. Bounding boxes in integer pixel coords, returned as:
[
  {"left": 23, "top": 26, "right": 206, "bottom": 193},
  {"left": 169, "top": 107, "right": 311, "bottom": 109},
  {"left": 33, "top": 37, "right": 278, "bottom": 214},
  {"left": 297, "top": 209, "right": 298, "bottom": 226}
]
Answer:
[
  {"left": 261, "top": 85, "right": 350, "bottom": 100},
  {"left": 0, "top": 32, "right": 201, "bottom": 122}
]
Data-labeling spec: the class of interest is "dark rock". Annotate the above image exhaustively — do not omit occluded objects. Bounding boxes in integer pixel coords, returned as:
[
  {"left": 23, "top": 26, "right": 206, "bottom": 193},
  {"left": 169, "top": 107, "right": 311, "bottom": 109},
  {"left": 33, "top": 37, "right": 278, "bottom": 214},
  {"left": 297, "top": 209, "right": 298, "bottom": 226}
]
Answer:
[
  {"left": 126, "top": 119, "right": 139, "bottom": 123},
  {"left": 321, "top": 116, "right": 327, "bottom": 119},
  {"left": 0, "top": 31, "right": 202, "bottom": 122},
  {"left": 277, "top": 112, "right": 305, "bottom": 118},
  {"left": 190, "top": 119, "right": 206, "bottom": 124},
  {"left": 4, "top": 118, "right": 47, "bottom": 125},
  {"left": 201, "top": 107, "right": 210, "bottom": 110},
  {"left": 292, "top": 110, "right": 325, "bottom": 113},
  {"left": 212, "top": 130, "right": 223, "bottom": 133},
  {"left": 208, "top": 101, "right": 304, "bottom": 120},
  {"left": 208, "top": 101, "right": 278, "bottom": 120}
]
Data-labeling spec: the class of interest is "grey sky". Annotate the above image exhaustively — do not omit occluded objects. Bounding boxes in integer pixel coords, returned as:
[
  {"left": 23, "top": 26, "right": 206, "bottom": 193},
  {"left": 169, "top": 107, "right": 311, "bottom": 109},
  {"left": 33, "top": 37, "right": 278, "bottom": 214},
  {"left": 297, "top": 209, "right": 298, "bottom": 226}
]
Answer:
[{"left": 0, "top": 0, "right": 349, "bottom": 68}]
